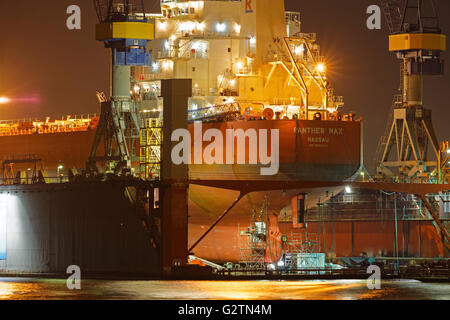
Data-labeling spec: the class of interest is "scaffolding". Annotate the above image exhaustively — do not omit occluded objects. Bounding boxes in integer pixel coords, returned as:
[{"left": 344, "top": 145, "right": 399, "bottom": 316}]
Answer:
[
  {"left": 302, "top": 188, "right": 450, "bottom": 257},
  {"left": 1, "top": 154, "right": 43, "bottom": 185},
  {"left": 280, "top": 231, "right": 321, "bottom": 270},
  {"left": 238, "top": 198, "right": 269, "bottom": 270},
  {"left": 140, "top": 118, "right": 163, "bottom": 180},
  {"left": 238, "top": 197, "right": 324, "bottom": 271}
]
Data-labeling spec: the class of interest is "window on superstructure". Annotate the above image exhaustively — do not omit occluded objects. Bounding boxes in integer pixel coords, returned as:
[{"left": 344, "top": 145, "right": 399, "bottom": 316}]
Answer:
[
  {"left": 343, "top": 194, "right": 354, "bottom": 203},
  {"left": 190, "top": 7, "right": 195, "bottom": 14},
  {"left": 444, "top": 192, "right": 450, "bottom": 214}
]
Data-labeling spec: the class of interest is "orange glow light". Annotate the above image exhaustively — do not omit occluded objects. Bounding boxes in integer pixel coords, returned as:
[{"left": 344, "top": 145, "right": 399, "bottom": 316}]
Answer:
[{"left": 0, "top": 97, "right": 10, "bottom": 104}]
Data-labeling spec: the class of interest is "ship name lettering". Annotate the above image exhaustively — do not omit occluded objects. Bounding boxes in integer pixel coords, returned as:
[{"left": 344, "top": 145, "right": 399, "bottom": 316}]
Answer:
[
  {"left": 296, "top": 127, "right": 325, "bottom": 135},
  {"left": 307, "top": 137, "right": 329, "bottom": 143},
  {"left": 329, "top": 128, "right": 343, "bottom": 135}
]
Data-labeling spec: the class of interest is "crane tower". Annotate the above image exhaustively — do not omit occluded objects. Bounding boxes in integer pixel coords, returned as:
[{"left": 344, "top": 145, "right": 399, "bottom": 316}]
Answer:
[
  {"left": 88, "top": 0, "right": 154, "bottom": 174},
  {"left": 377, "top": 0, "right": 446, "bottom": 182}
]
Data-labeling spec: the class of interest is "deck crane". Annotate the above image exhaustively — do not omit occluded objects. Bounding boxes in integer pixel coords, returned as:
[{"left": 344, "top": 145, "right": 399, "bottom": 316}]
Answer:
[
  {"left": 376, "top": 0, "right": 446, "bottom": 182},
  {"left": 88, "top": 0, "right": 154, "bottom": 174}
]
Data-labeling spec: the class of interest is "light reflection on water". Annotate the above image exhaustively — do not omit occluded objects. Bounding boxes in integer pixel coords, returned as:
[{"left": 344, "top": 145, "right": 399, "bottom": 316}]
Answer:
[{"left": 0, "top": 278, "right": 448, "bottom": 300}]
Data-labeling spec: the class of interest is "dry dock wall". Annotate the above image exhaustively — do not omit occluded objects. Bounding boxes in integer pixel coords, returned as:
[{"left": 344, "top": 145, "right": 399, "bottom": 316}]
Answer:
[{"left": 0, "top": 181, "right": 159, "bottom": 276}]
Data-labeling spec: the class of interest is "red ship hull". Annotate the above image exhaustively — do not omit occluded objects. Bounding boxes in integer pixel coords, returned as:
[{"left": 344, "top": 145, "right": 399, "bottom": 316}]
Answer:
[{"left": 2, "top": 118, "right": 443, "bottom": 262}]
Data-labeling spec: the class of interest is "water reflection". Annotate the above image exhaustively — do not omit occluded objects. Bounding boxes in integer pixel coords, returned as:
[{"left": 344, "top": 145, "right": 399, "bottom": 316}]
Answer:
[{"left": 0, "top": 278, "right": 448, "bottom": 300}]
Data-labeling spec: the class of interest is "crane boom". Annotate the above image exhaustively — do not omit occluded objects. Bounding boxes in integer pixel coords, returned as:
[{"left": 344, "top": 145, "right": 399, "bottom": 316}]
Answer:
[
  {"left": 379, "top": 0, "right": 404, "bottom": 34},
  {"left": 93, "top": 0, "right": 146, "bottom": 23}
]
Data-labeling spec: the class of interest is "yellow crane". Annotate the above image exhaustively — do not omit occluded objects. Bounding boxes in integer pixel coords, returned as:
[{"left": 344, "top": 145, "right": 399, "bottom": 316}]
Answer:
[{"left": 377, "top": 0, "right": 447, "bottom": 183}]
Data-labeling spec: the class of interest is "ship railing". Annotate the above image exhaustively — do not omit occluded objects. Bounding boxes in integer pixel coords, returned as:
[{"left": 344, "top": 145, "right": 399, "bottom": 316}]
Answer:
[
  {"left": 1, "top": 175, "right": 70, "bottom": 185},
  {"left": 0, "top": 114, "right": 98, "bottom": 125},
  {"left": 66, "top": 113, "right": 99, "bottom": 120},
  {"left": 143, "top": 71, "right": 174, "bottom": 81},
  {"left": 0, "top": 118, "right": 38, "bottom": 125},
  {"left": 188, "top": 102, "right": 240, "bottom": 120},
  {"left": 0, "top": 114, "right": 100, "bottom": 136}
]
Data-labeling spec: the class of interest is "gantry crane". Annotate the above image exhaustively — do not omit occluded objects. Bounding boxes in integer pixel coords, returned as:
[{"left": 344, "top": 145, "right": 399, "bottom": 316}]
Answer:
[
  {"left": 88, "top": 0, "right": 154, "bottom": 174},
  {"left": 376, "top": 0, "right": 446, "bottom": 182}
]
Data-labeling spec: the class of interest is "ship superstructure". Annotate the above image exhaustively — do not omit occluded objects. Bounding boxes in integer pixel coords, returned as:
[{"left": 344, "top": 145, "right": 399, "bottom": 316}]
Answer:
[{"left": 133, "top": 0, "right": 345, "bottom": 122}]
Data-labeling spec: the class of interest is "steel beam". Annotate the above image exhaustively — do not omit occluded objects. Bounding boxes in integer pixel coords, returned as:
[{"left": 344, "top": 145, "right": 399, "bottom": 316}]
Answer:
[{"left": 187, "top": 180, "right": 450, "bottom": 196}]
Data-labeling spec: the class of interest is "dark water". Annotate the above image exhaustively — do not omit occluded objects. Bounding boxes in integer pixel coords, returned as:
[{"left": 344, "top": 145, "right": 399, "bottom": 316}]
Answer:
[{"left": 0, "top": 278, "right": 448, "bottom": 300}]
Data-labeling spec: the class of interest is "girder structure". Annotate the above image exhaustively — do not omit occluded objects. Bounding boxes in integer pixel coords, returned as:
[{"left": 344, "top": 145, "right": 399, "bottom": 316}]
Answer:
[
  {"left": 88, "top": 0, "right": 153, "bottom": 174},
  {"left": 263, "top": 35, "right": 343, "bottom": 121},
  {"left": 140, "top": 118, "right": 163, "bottom": 180},
  {"left": 380, "top": 0, "right": 403, "bottom": 34},
  {"left": 438, "top": 141, "right": 450, "bottom": 183},
  {"left": 377, "top": 0, "right": 446, "bottom": 182},
  {"left": 279, "top": 37, "right": 331, "bottom": 119},
  {"left": 186, "top": 179, "right": 450, "bottom": 254}
]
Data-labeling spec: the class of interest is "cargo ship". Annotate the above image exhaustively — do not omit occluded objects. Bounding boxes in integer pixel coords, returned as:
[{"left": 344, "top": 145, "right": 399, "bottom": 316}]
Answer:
[{"left": 0, "top": 0, "right": 446, "bottom": 272}]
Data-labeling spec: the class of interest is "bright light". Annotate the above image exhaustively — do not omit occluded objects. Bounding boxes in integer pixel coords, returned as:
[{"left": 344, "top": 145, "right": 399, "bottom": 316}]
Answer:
[
  {"left": 345, "top": 186, "right": 352, "bottom": 194},
  {"left": 0, "top": 97, "right": 10, "bottom": 104},
  {"left": 192, "top": 41, "right": 200, "bottom": 50},
  {"left": 236, "top": 61, "right": 244, "bottom": 69},
  {"left": 316, "top": 63, "right": 326, "bottom": 73},
  {"left": 170, "top": 34, "right": 177, "bottom": 41},
  {"left": 249, "top": 37, "right": 256, "bottom": 45},
  {"left": 194, "top": 83, "right": 199, "bottom": 88},
  {"left": 159, "top": 21, "right": 167, "bottom": 31},
  {"left": 179, "top": 21, "right": 195, "bottom": 32},
  {"left": 196, "top": 22, "right": 205, "bottom": 31},
  {"left": 134, "top": 85, "right": 140, "bottom": 93},
  {"left": 216, "top": 23, "right": 226, "bottom": 32},
  {"left": 230, "top": 79, "right": 236, "bottom": 86},
  {"left": 234, "top": 24, "right": 241, "bottom": 33},
  {"left": 162, "top": 61, "right": 172, "bottom": 71},
  {"left": 268, "top": 264, "right": 275, "bottom": 270},
  {"left": 152, "top": 62, "right": 159, "bottom": 71},
  {"left": 277, "top": 260, "right": 285, "bottom": 267},
  {"left": 447, "top": 149, "right": 450, "bottom": 154},
  {"left": 58, "top": 165, "right": 64, "bottom": 170},
  {"left": 294, "top": 45, "right": 304, "bottom": 55},
  {"left": 164, "top": 40, "right": 170, "bottom": 50}
]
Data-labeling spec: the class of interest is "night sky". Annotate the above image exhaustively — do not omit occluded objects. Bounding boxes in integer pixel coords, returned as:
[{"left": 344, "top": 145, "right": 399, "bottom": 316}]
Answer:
[{"left": 0, "top": 0, "right": 449, "bottom": 171}]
